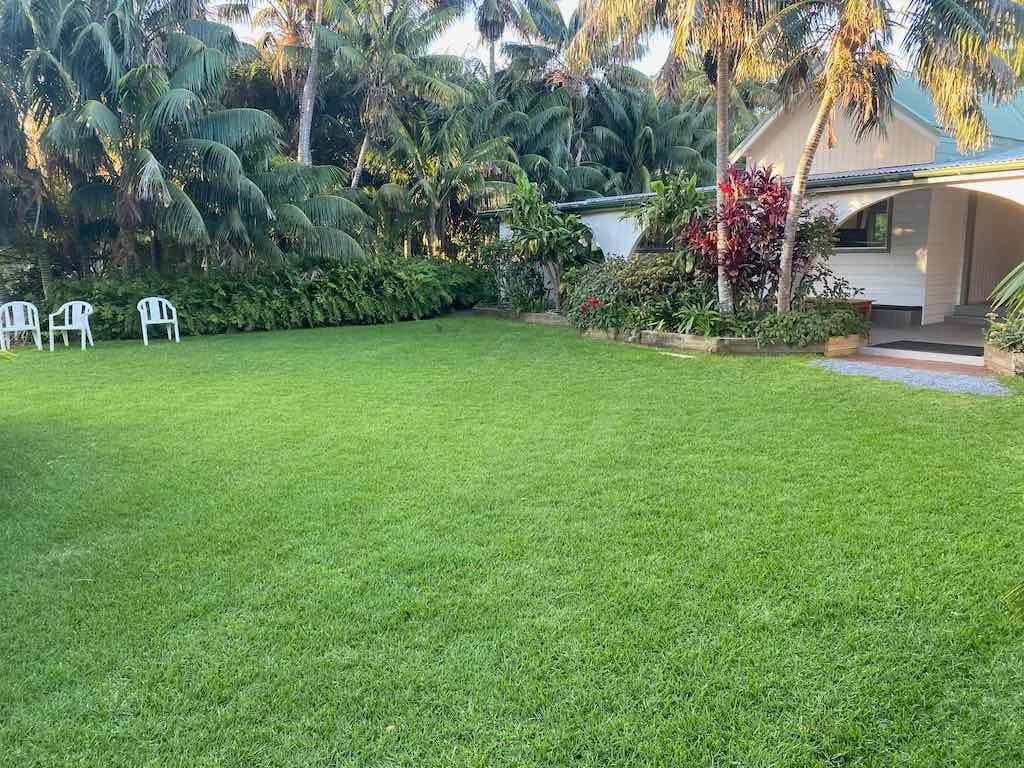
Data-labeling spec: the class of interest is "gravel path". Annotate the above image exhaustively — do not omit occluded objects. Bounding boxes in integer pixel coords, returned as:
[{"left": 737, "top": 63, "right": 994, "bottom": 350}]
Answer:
[{"left": 812, "top": 359, "right": 1010, "bottom": 396}]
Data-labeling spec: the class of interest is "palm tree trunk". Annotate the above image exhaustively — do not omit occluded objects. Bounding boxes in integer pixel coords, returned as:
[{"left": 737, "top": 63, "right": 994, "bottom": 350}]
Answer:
[
  {"left": 489, "top": 41, "right": 496, "bottom": 82},
  {"left": 36, "top": 249, "right": 51, "bottom": 298},
  {"left": 714, "top": 56, "right": 734, "bottom": 313},
  {"left": 297, "top": 0, "right": 323, "bottom": 166},
  {"left": 776, "top": 91, "right": 835, "bottom": 313},
  {"left": 351, "top": 133, "right": 370, "bottom": 188},
  {"left": 428, "top": 205, "right": 440, "bottom": 257}
]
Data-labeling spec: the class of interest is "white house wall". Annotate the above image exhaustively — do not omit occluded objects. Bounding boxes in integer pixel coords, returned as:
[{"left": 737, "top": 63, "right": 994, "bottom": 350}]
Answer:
[
  {"left": 923, "top": 188, "right": 969, "bottom": 323},
  {"left": 969, "top": 194, "right": 1024, "bottom": 303},
  {"left": 739, "top": 103, "right": 938, "bottom": 176},
  {"left": 829, "top": 189, "right": 931, "bottom": 310},
  {"left": 581, "top": 210, "right": 644, "bottom": 259}
]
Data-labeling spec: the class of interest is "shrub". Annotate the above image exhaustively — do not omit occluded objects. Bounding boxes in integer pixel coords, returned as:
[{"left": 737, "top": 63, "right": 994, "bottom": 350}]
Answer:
[
  {"left": 483, "top": 177, "right": 601, "bottom": 311},
  {"left": 634, "top": 167, "right": 851, "bottom": 313},
  {"left": 986, "top": 311, "right": 1024, "bottom": 352},
  {"left": 564, "top": 259, "right": 630, "bottom": 330},
  {"left": 41, "top": 259, "right": 487, "bottom": 340},
  {"left": 754, "top": 307, "right": 868, "bottom": 347}
]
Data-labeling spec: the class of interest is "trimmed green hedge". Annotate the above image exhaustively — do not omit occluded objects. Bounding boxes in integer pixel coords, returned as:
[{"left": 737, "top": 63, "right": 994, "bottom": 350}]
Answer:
[{"left": 45, "top": 259, "right": 491, "bottom": 340}]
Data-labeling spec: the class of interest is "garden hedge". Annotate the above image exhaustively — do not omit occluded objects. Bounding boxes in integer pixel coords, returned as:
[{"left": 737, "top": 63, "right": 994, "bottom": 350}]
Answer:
[{"left": 42, "top": 259, "right": 491, "bottom": 340}]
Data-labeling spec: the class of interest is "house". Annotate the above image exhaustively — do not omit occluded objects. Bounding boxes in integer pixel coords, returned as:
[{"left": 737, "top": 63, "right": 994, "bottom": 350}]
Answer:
[{"left": 539, "top": 79, "right": 1024, "bottom": 352}]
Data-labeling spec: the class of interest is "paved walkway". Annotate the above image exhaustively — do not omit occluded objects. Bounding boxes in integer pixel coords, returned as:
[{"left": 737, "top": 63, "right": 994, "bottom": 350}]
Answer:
[{"left": 812, "top": 357, "right": 1010, "bottom": 396}]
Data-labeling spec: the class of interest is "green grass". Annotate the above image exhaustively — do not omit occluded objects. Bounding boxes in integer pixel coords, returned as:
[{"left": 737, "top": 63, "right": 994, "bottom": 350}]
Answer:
[{"left": 3, "top": 315, "right": 1023, "bottom": 767}]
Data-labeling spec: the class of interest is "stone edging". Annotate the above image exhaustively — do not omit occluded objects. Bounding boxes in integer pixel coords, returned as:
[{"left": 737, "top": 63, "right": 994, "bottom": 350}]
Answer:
[
  {"left": 475, "top": 308, "right": 862, "bottom": 357},
  {"left": 582, "top": 328, "right": 828, "bottom": 356},
  {"left": 984, "top": 342, "right": 1024, "bottom": 376}
]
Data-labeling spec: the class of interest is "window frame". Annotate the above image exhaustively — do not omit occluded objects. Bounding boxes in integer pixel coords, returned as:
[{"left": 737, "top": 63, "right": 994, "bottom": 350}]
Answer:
[{"left": 834, "top": 198, "right": 893, "bottom": 254}]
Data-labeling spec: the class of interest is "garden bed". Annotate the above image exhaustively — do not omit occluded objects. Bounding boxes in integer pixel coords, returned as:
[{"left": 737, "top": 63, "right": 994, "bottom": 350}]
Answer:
[
  {"left": 984, "top": 342, "right": 1024, "bottom": 376},
  {"left": 583, "top": 327, "right": 840, "bottom": 355},
  {"left": 478, "top": 309, "right": 864, "bottom": 357},
  {"left": 474, "top": 306, "right": 570, "bottom": 326}
]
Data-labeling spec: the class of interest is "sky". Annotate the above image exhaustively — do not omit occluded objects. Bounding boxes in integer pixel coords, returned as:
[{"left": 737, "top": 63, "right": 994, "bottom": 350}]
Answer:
[
  {"left": 230, "top": 0, "right": 672, "bottom": 77},
  {"left": 430, "top": 0, "right": 672, "bottom": 76},
  {"left": 233, "top": 0, "right": 909, "bottom": 79}
]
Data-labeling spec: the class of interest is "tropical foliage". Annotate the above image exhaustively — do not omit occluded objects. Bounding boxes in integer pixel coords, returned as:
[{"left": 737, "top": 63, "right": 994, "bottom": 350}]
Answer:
[
  {"left": 0, "top": 0, "right": 747, "bottom": 301},
  {"left": 486, "top": 175, "right": 601, "bottom": 310},
  {"left": 25, "top": 258, "right": 489, "bottom": 338},
  {"left": 566, "top": 168, "right": 853, "bottom": 336}
]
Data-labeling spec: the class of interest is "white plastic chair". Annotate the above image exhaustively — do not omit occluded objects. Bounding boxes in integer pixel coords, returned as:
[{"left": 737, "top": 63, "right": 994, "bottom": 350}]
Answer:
[
  {"left": 48, "top": 300, "right": 94, "bottom": 351},
  {"left": 0, "top": 301, "right": 42, "bottom": 351},
  {"left": 137, "top": 297, "right": 180, "bottom": 346}
]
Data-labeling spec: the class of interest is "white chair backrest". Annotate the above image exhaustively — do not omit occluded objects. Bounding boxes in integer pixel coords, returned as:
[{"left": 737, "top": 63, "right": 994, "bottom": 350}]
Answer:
[
  {"left": 54, "top": 300, "right": 93, "bottom": 326},
  {"left": 0, "top": 301, "right": 39, "bottom": 331},
  {"left": 137, "top": 296, "right": 176, "bottom": 322}
]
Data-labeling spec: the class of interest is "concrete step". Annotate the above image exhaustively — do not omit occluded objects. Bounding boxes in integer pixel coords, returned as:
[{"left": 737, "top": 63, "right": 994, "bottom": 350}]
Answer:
[
  {"left": 945, "top": 304, "right": 1001, "bottom": 325},
  {"left": 858, "top": 345, "right": 986, "bottom": 367}
]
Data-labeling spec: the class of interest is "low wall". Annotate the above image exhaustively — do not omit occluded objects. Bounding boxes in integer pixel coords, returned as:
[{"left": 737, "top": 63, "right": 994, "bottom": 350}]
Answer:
[
  {"left": 583, "top": 328, "right": 825, "bottom": 356},
  {"left": 476, "top": 308, "right": 862, "bottom": 357},
  {"left": 474, "top": 306, "right": 569, "bottom": 326}
]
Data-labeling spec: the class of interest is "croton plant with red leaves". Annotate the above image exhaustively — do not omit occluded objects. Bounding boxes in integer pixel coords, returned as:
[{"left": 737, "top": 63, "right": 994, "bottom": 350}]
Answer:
[{"left": 680, "top": 164, "right": 811, "bottom": 308}]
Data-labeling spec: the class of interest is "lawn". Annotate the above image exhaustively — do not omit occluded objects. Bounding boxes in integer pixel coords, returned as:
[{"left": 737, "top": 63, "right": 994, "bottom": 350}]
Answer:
[{"left": 2, "top": 315, "right": 1023, "bottom": 767}]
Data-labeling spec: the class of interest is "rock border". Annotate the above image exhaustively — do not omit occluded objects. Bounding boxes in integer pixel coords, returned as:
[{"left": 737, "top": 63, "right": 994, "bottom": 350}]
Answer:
[
  {"left": 475, "top": 308, "right": 861, "bottom": 358},
  {"left": 984, "top": 342, "right": 1024, "bottom": 377}
]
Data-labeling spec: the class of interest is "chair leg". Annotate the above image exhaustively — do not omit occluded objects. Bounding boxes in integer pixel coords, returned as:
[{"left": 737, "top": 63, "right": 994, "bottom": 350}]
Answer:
[
  {"left": 0, "top": 331, "right": 6, "bottom": 352},
  {"left": 49, "top": 318, "right": 54, "bottom": 352},
  {"left": 33, "top": 327, "right": 42, "bottom": 351},
  {"left": 173, "top": 321, "right": 180, "bottom": 343},
  {"left": 62, "top": 330, "right": 68, "bottom": 347},
  {"left": 166, "top": 324, "right": 172, "bottom": 341},
  {"left": 80, "top": 326, "right": 86, "bottom": 351},
  {"left": 86, "top": 323, "right": 94, "bottom": 347},
  {"left": 142, "top": 323, "right": 149, "bottom": 346}
]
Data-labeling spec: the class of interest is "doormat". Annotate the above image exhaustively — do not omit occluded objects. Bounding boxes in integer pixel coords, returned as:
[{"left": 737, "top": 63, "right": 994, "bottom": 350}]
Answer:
[{"left": 870, "top": 340, "right": 984, "bottom": 357}]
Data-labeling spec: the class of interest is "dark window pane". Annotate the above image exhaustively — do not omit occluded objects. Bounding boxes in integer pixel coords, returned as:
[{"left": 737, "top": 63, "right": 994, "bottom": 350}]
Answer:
[{"left": 836, "top": 200, "right": 890, "bottom": 249}]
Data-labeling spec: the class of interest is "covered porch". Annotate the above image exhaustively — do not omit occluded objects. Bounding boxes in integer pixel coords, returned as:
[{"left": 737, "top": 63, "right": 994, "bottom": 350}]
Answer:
[{"left": 810, "top": 162, "right": 1024, "bottom": 362}]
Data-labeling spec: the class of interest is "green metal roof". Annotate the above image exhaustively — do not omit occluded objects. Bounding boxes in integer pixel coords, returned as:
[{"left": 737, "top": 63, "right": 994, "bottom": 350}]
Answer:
[
  {"left": 540, "top": 148, "right": 1024, "bottom": 214},
  {"left": 891, "top": 79, "right": 1024, "bottom": 161}
]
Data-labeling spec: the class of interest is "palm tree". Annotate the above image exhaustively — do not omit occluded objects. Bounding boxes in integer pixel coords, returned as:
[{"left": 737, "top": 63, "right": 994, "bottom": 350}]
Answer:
[
  {"left": 584, "top": 78, "right": 713, "bottom": 193},
  {"left": 333, "top": 0, "right": 470, "bottom": 188},
  {"left": 297, "top": 0, "right": 324, "bottom": 164},
  {"left": 773, "top": 0, "right": 1024, "bottom": 312},
  {"left": 387, "top": 106, "right": 518, "bottom": 255},
  {"left": 1, "top": 0, "right": 365, "bottom": 277},
  {"left": 568, "top": 0, "right": 784, "bottom": 312},
  {"left": 252, "top": 0, "right": 314, "bottom": 95},
  {"left": 468, "top": 0, "right": 563, "bottom": 81},
  {"left": 772, "top": 0, "right": 895, "bottom": 312}
]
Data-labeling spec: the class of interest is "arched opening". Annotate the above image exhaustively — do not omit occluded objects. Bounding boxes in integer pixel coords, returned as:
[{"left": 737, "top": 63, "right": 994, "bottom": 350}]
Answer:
[{"left": 806, "top": 182, "right": 1024, "bottom": 356}]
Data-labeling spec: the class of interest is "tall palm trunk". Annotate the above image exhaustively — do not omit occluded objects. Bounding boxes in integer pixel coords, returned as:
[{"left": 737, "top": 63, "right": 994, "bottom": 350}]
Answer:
[
  {"left": 36, "top": 249, "right": 52, "bottom": 298},
  {"left": 297, "top": 0, "right": 323, "bottom": 165},
  {"left": 714, "top": 56, "right": 734, "bottom": 313},
  {"left": 776, "top": 91, "right": 835, "bottom": 313},
  {"left": 488, "top": 41, "right": 496, "bottom": 82},
  {"left": 428, "top": 204, "right": 441, "bottom": 257},
  {"left": 351, "top": 133, "right": 370, "bottom": 188}
]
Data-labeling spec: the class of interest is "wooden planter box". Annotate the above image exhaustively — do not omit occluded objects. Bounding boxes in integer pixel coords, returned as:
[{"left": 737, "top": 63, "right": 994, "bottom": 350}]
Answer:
[
  {"left": 984, "top": 343, "right": 1024, "bottom": 376},
  {"left": 824, "top": 334, "right": 863, "bottom": 358}
]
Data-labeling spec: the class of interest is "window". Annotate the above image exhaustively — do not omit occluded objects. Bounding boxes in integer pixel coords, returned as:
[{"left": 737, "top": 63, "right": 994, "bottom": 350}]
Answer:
[{"left": 836, "top": 199, "right": 891, "bottom": 250}]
